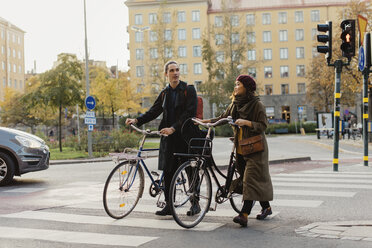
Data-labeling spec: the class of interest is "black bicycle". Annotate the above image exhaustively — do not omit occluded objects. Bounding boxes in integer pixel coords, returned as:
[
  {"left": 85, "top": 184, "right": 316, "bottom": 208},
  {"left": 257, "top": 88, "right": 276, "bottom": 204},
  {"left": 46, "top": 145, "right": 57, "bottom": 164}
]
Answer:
[{"left": 169, "top": 117, "right": 243, "bottom": 228}]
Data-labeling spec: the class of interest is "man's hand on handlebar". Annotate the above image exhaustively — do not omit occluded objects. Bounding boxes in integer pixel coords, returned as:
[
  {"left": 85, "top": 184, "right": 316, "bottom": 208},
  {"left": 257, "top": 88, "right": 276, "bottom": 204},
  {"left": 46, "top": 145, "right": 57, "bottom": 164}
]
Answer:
[
  {"left": 125, "top": 118, "right": 138, "bottom": 126},
  {"left": 160, "top": 127, "right": 175, "bottom": 136}
]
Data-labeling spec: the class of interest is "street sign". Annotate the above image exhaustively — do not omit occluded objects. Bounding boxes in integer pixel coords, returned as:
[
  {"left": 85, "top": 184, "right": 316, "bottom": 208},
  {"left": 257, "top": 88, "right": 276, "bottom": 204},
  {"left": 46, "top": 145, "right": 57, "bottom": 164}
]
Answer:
[
  {"left": 88, "top": 125, "right": 94, "bottom": 131},
  {"left": 85, "top": 96, "right": 96, "bottom": 110},
  {"left": 86, "top": 111, "right": 95, "bottom": 118},
  {"left": 84, "top": 117, "right": 96, "bottom": 125},
  {"left": 358, "top": 15, "right": 368, "bottom": 47},
  {"left": 298, "top": 106, "right": 303, "bottom": 113},
  {"left": 359, "top": 46, "right": 365, "bottom": 71}
]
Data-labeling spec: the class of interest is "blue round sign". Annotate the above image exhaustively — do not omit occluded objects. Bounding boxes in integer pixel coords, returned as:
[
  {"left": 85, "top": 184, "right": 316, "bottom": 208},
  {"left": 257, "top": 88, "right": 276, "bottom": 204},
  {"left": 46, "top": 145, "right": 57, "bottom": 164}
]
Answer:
[
  {"left": 85, "top": 96, "right": 96, "bottom": 110},
  {"left": 359, "top": 46, "right": 365, "bottom": 71}
]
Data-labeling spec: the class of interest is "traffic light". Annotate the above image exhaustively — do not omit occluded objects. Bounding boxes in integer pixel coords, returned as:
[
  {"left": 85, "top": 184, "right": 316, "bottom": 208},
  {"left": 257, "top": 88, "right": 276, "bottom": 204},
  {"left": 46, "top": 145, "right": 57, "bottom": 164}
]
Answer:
[
  {"left": 317, "top": 21, "right": 332, "bottom": 62},
  {"left": 340, "top": 19, "right": 356, "bottom": 59}
]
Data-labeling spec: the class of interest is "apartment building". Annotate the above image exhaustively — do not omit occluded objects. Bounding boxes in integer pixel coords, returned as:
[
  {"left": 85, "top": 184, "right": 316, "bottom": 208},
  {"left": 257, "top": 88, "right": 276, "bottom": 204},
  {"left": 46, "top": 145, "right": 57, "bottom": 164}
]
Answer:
[
  {"left": 125, "top": 0, "right": 350, "bottom": 121},
  {"left": 0, "top": 17, "right": 25, "bottom": 101}
]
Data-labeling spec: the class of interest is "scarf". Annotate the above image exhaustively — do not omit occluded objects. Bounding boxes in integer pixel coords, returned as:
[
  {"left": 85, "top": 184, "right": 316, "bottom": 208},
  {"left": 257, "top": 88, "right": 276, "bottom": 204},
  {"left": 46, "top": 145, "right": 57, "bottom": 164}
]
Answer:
[{"left": 231, "top": 93, "right": 260, "bottom": 121}]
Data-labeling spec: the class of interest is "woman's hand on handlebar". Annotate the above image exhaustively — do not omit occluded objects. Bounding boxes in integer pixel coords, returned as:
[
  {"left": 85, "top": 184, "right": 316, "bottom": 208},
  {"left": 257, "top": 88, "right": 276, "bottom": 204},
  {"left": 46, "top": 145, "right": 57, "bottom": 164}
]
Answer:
[
  {"left": 125, "top": 118, "right": 137, "bottom": 126},
  {"left": 235, "top": 119, "right": 252, "bottom": 127}
]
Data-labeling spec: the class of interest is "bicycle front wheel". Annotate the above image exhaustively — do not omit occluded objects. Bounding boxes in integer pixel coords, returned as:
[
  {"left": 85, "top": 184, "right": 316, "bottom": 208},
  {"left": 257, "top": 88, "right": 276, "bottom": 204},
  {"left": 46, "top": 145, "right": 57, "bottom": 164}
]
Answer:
[
  {"left": 229, "top": 167, "right": 243, "bottom": 214},
  {"left": 103, "top": 161, "right": 144, "bottom": 219},
  {"left": 170, "top": 160, "right": 212, "bottom": 228}
]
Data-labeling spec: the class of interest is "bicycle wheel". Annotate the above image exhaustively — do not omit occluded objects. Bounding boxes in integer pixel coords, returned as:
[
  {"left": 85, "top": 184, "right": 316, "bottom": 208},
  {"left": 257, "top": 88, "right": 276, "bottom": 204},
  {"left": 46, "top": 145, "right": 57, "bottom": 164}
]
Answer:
[
  {"left": 103, "top": 161, "right": 144, "bottom": 219},
  {"left": 170, "top": 160, "right": 212, "bottom": 228},
  {"left": 229, "top": 167, "right": 243, "bottom": 214}
]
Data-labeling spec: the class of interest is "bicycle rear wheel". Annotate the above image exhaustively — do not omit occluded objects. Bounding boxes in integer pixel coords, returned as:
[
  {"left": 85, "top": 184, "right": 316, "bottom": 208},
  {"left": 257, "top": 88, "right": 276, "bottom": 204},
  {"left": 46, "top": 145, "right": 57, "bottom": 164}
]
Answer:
[
  {"left": 170, "top": 160, "right": 212, "bottom": 228},
  {"left": 103, "top": 161, "right": 144, "bottom": 219}
]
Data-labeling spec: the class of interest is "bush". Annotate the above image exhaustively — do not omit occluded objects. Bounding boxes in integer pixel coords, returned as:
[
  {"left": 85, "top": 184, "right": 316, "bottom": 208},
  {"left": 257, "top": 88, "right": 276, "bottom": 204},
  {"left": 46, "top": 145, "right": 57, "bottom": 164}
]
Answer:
[
  {"left": 266, "top": 122, "right": 316, "bottom": 134},
  {"left": 214, "top": 125, "right": 234, "bottom": 137}
]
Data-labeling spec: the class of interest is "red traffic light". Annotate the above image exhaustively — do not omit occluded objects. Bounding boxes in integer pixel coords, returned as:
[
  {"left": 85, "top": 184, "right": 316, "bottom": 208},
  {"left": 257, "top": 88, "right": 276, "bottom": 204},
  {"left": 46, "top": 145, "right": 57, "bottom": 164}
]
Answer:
[{"left": 340, "top": 19, "right": 355, "bottom": 59}]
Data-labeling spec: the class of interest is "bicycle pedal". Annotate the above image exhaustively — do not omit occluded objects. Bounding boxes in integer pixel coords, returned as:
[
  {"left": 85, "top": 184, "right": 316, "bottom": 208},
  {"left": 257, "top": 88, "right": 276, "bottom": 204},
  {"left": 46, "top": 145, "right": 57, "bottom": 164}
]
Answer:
[
  {"left": 157, "top": 201, "right": 166, "bottom": 208},
  {"left": 151, "top": 171, "right": 160, "bottom": 177}
]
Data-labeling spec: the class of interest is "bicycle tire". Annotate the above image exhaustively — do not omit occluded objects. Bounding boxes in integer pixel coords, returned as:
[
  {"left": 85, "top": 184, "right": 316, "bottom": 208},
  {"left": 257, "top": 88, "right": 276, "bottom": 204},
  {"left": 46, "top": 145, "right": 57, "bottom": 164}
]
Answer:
[
  {"left": 170, "top": 160, "right": 212, "bottom": 228},
  {"left": 103, "top": 161, "right": 144, "bottom": 219},
  {"left": 229, "top": 169, "right": 243, "bottom": 214}
]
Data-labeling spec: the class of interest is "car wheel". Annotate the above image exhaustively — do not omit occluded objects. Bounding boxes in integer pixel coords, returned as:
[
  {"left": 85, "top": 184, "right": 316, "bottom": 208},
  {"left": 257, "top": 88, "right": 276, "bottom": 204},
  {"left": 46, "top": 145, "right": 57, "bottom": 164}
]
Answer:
[{"left": 0, "top": 152, "right": 15, "bottom": 186}]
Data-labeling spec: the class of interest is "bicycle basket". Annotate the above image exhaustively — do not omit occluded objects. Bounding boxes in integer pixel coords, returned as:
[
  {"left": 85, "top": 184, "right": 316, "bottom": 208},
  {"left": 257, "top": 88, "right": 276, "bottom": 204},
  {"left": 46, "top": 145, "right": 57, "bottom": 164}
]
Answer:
[{"left": 188, "top": 137, "right": 213, "bottom": 156}]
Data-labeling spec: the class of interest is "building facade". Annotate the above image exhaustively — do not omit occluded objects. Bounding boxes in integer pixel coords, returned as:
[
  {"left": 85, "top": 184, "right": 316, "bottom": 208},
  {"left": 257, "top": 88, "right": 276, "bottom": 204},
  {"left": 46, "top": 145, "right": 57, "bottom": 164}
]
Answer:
[
  {"left": 0, "top": 17, "right": 25, "bottom": 101},
  {"left": 125, "top": 0, "right": 350, "bottom": 121}
]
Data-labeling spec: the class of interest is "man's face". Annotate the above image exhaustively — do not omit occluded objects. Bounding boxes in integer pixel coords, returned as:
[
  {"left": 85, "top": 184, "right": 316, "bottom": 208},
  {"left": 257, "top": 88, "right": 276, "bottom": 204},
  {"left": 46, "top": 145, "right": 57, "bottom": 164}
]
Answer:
[{"left": 165, "top": 63, "right": 180, "bottom": 84}]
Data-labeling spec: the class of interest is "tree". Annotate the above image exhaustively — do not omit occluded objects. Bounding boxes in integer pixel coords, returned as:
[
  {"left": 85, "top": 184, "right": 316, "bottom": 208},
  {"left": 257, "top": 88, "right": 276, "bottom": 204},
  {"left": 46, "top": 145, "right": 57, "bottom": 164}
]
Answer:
[
  {"left": 306, "top": 0, "right": 372, "bottom": 112},
  {"left": 201, "top": 0, "right": 256, "bottom": 114},
  {"left": 38, "top": 53, "right": 83, "bottom": 152}
]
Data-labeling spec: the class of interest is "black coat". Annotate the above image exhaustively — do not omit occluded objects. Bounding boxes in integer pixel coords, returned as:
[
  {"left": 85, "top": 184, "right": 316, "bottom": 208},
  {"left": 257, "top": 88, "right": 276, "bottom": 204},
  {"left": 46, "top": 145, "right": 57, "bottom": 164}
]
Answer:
[{"left": 136, "top": 81, "right": 197, "bottom": 170}]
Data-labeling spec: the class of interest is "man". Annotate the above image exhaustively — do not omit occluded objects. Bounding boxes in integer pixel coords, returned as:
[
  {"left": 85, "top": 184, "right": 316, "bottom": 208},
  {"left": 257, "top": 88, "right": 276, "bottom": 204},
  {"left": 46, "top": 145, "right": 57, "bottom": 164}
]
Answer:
[{"left": 126, "top": 61, "right": 197, "bottom": 215}]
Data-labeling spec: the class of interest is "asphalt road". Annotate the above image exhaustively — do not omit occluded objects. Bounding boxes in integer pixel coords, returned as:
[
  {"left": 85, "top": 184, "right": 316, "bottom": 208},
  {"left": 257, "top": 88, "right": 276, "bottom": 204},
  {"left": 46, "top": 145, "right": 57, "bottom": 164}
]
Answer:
[{"left": 1, "top": 134, "right": 372, "bottom": 248}]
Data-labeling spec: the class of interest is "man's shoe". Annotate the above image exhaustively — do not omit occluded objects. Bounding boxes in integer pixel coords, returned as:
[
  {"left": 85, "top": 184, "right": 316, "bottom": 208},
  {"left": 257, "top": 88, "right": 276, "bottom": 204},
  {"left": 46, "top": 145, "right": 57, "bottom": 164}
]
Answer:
[
  {"left": 155, "top": 204, "right": 172, "bottom": 216},
  {"left": 187, "top": 203, "right": 201, "bottom": 216},
  {"left": 233, "top": 214, "right": 247, "bottom": 227},
  {"left": 256, "top": 207, "right": 272, "bottom": 220}
]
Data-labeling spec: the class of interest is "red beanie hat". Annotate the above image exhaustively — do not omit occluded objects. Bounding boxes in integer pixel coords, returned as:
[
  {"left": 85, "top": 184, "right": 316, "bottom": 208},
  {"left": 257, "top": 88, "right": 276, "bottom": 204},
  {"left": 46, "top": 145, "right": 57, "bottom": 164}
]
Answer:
[{"left": 236, "top": 74, "right": 256, "bottom": 92}]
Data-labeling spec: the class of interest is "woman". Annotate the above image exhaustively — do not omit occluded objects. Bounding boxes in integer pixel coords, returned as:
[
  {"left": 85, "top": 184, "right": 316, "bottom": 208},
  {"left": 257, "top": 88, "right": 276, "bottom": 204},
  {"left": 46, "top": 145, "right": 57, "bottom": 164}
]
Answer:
[{"left": 200, "top": 74, "right": 273, "bottom": 227}]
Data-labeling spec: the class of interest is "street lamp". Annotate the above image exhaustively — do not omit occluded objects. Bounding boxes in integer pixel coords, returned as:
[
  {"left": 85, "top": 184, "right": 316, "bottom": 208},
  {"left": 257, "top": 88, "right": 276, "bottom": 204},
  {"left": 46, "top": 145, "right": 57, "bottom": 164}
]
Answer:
[{"left": 131, "top": 26, "right": 150, "bottom": 109}]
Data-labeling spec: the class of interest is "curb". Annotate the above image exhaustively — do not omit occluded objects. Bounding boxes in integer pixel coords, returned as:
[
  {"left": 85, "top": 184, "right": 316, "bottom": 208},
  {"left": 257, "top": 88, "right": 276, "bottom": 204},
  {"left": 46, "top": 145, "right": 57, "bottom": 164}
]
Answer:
[{"left": 269, "top": 156, "right": 311, "bottom": 165}]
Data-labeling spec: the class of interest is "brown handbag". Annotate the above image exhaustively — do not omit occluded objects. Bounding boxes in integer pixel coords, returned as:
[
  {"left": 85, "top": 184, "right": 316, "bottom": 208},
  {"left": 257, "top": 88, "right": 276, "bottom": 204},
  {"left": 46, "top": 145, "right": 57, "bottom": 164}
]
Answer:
[{"left": 239, "top": 134, "right": 264, "bottom": 155}]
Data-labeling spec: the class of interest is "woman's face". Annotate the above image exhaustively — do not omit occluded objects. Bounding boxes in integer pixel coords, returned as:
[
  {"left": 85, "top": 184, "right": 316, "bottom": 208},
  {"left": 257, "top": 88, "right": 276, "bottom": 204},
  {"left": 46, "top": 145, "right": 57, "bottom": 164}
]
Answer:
[{"left": 234, "top": 81, "right": 246, "bottom": 96}]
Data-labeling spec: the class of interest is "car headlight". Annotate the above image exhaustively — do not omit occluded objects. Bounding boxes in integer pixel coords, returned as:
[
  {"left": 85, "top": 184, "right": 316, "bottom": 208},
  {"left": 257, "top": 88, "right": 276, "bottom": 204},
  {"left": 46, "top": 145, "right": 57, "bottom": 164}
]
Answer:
[{"left": 15, "top": 136, "right": 43, "bottom": 148}]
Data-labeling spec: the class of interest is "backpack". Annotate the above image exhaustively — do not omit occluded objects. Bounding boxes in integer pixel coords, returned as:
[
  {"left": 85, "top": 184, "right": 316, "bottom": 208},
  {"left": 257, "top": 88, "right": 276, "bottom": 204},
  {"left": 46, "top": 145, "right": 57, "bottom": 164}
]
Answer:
[{"left": 161, "top": 85, "right": 203, "bottom": 119}]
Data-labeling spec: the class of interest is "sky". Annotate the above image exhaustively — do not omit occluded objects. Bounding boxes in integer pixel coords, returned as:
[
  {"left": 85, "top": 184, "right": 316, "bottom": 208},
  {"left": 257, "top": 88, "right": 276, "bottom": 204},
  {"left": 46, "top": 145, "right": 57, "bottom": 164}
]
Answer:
[{"left": 0, "top": 0, "right": 130, "bottom": 73}]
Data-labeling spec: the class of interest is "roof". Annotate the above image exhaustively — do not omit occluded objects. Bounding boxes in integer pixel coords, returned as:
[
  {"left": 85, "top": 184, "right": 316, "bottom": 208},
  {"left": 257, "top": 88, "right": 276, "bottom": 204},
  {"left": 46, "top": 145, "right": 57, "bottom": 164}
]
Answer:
[{"left": 0, "top": 16, "right": 25, "bottom": 33}]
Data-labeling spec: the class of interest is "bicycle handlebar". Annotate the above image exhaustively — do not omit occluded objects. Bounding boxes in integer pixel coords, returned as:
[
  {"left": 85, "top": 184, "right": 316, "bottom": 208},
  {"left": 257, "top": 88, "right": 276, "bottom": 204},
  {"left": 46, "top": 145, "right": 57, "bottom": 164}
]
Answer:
[
  {"left": 191, "top": 116, "right": 236, "bottom": 128},
  {"left": 130, "top": 124, "right": 162, "bottom": 136}
]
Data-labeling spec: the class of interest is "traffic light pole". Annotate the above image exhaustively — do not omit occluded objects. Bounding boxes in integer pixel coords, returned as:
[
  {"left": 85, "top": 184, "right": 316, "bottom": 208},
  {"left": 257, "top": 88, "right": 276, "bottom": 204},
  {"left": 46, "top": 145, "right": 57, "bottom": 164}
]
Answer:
[
  {"left": 332, "top": 60, "right": 343, "bottom": 172},
  {"left": 363, "top": 67, "right": 369, "bottom": 166}
]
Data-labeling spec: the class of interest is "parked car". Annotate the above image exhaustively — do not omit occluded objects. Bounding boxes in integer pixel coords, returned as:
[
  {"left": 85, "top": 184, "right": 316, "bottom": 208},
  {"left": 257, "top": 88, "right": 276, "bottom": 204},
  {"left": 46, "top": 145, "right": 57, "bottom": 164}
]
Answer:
[
  {"left": 0, "top": 127, "right": 49, "bottom": 186},
  {"left": 268, "top": 118, "right": 287, "bottom": 124}
]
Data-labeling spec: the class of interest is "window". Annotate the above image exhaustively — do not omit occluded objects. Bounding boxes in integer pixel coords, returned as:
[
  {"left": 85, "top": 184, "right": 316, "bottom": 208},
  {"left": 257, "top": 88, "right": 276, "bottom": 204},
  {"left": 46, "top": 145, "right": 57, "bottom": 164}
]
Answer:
[
  {"left": 194, "top": 63, "right": 202, "bottom": 74},
  {"left": 163, "top": 12, "right": 171, "bottom": 23},
  {"left": 1, "top": 46, "right": 3, "bottom": 54},
  {"left": 264, "top": 66, "right": 272, "bottom": 78},
  {"left": 295, "top": 11, "right": 303, "bottom": 22},
  {"left": 1, "top": 61, "right": 4, "bottom": 70},
  {"left": 312, "top": 47, "right": 318, "bottom": 57},
  {"left": 134, "top": 14, "right": 142, "bottom": 25},
  {"left": 265, "top": 85, "right": 273, "bottom": 95},
  {"left": 164, "top": 47, "right": 172, "bottom": 58},
  {"left": 2, "top": 77, "right": 5, "bottom": 87},
  {"left": 296, "top": 47, "right": 305, "bottom": 59},
  {"left": 150, "top": 65, "right": 158, "bottom": 77},
  {"left": 279, "top": 30, "right": 288, "bottom": 41},
  {"left": 231, "top": 15, "right": 239, "bottom": 26},
  {"left": 281, "top": 84, "right": 289, "bottom": 94},
  {"left": 247, "top": 50, "right": 256, "bottom": 61},
  {"left": 247, "top": 32, "right": 255, "bottom": 44},
  {"left": 263, "top": 31, "right": 272, "bottom": 42},
  {"left": 18, "top": 51, "right": 21, "bottom": 59},
  {"left": 262, "top": 13, "right": 271, "bottom": 25},
  {"left": 248, "top": 67, "right": 256, "bottom": 78},
  {"left": 194, "top": 81, "right": 202, "bottom": 92},
  {"left": 192, "top": 10, "right": 200, "bottom": 22},
  {"left": 178, "top": 46, "right": 187, "bottom": 57},
  {"left": 232, "top": 50, "right": 240, "bottom": 62},
  {"left": 298, "top": 83, "right": 306, "bottom": 93},
  {"left": 18, "top": 36, "right": 21, "bottom": 44},
  {"left": 266, "top": 106, "right": 275, "bottom": 117},
  {"left": 215, "top": 16, "right": 223, "bottom": 27},
  {"left": 1, "top": 30, "right": 3, "bottom": 39},
  {"left": 312, "top": 28, "right": 317, "bottom": 40},
  {"left": 280, "top": 66, "right": 289, "bottom": 77},
  {"left": 149, "top": 31, "right": 157, "bottom": 42},
  {"left": 280, "top": 48, "right": 288, "bottom": 59},
  {"left": 135, "top": 32, "right": 143, "bottom": 43},
  {"left": 296, "top": 29, "right": 304, "bottom": 41},
  {"left": 216, "top": 69, "right": 225, "bottom": 80},
  {"left": 14, "top": 79, "right": 17, "bottom": 88},
  {"left": 311, "top": 10, "right": 320, "bottom": 22},
  {"left": 193, "top": 46, "right": 201, "bottom": 57},
  {"left": 136, "top": 49, "right": 144, "bottom": 60},
  {"left": 13, "top": 49, "right": 16, "bottom": 58},
  {"left": 180, "top": 64, "right": 188, "bottom": 75},
  {"left": 149, "top": 13, "right": 157, "bottom": 24},
  {"left": 215, "top": 34, "right": 224, "bottom": 45},
  {"left": 192, "top": 28, "right": 200, "bottom": 39},
  {"left": 178, "top": 29, "right": 186, "bottom": 40},
  {"left": 264, "top": 49, "right": 272, "bottom": 60},
  {"left": 297, "top": 65, "right": 305, "bottom": 77},
  {"left": 278, "top": 12, "right": 287, "bottom": 24},
  {"left": 246, "top": 14, "right": 255, "bottom": 25},
  {"left": 164, "top": 30, "right": 172, "bottom": 41},
  {"left": 150, "top": 48, "right": 158, "bottom": 59},
  {"left": 136, "top": 66, "right": 144, "bottom": 77},
  {"left": 8, "top": 79, "right": 11, "bottom": 87},
  {"left": 177, "top": 11, "right": 186, "bottom": 23},
  {"left": 231, "top": 33, "right": 239, "bottom": 44},
  {"left": 216, "top": 51, "right": 224, "bottom": 63}
]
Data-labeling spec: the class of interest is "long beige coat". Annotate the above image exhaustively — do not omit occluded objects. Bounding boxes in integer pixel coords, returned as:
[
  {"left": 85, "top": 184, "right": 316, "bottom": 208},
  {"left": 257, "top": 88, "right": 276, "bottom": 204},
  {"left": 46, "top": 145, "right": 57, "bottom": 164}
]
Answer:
[{"left": 213, "top": 101, "right": 273, "bottom": 201}]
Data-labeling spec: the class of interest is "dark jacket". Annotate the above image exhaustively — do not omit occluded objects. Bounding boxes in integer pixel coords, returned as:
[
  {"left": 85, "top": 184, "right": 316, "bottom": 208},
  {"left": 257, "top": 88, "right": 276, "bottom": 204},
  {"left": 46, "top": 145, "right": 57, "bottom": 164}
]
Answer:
[{"left": 136, "top": 81, "right": 197, "bottom": 170}]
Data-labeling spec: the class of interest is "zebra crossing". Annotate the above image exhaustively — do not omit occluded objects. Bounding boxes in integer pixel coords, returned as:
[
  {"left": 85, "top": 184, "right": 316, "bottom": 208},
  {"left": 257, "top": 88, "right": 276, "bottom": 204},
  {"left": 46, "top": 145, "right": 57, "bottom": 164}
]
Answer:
[{"left": 0, "top": 169, "right": 371, "bottom": 247}]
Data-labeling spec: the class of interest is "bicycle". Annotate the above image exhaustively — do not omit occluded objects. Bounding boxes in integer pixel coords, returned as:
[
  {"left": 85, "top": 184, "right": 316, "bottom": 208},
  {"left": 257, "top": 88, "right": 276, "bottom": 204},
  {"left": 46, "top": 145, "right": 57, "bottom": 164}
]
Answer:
[
  {"left": 103, "top": 124, "right": 166, "bottom": 219},
  {"left": 169, "top": 117, "right": 243, "bottom": 228}
]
